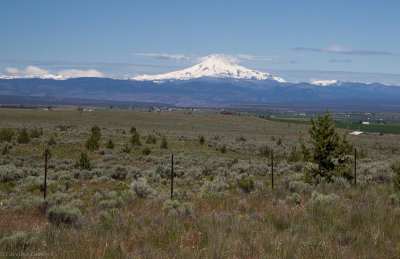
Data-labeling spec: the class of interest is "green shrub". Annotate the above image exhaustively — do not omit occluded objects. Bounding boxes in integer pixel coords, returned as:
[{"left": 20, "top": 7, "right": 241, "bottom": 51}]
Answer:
[
  {"left": 0, "top": 231, "right": 32, "bottom": 251},
  {"left": 286, "top": 193, "right": 302, "bottom": 204},
  {"left": 130, "top": 126, "right": 137, "bottom": 134},
  {"left": 0, "top": 127, "right": 14, "bottom": 142},
  {"left": 46, "top": 205, "right": 82, "bottom": 226},
  {"left": 391, "top": 159, "right": 400, "bottom": 190},
  {"left": 106, "top": 139, "right": 115, "bottom": 149},
  {"left": 287, "top": 146, "right": 302, "bottom": 163},
  {"left": 160, "top": 135, "right": 168, "bottom": 149},
  {"left": 236, "top": 135, "right": 246, "bottom": 142},
  {"left": 0, "top": 165, "right": 23, "bottom": 183},
  {"left": 2, "top": 144, "right": 10, "bottom": 155},
  {"left": 237, "top": 178, "right": 255, "bottom": 193},
  {"left": 130, "top": 131, "right": 142, "bottom": 146},
  {"left": 75, "top": 151, "right": 91, "bottom": 170},
  {"left": 146, "top": 134, "right": 157, "bottom": 144},
  {"left": 389, "top": 194, "right": 400, "bottom": 205},
  {"left": 17, "top": 127, "right": 30, "bottom": 144},
  {"left": 47, "top": 136, "right": 57, "bottom": 145},
  {"left": 30, "top": 127, "right": 42, "bottom": 138},
  {"left": 85, "top": 135, "right": 100, "bottom": 151},
  {"left": 142, "top": 147, "right": 151, "bottom": 155},
  {"left": 220, "top": 145, "right": 227, "bottom": 154},
  {"left": 91, "top": 125, "right": 101, "bottom": 141},
  {"left": 122, "top": 143, "right": 131, "bottom": 153},
  {"left": 259, "top": 144, "right": 271, "bottom": 157},
  {"left": 198, "top": 135, "right": 205, "bottom": 145}
]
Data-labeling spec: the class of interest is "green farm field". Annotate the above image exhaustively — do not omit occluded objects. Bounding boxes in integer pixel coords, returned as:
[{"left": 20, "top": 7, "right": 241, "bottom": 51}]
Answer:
[{"left": 1, "top": 108, "right": 400, "bottom": 258}]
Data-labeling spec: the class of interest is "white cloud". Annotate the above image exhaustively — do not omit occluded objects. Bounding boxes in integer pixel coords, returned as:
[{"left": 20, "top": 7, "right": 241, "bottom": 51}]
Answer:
[
  {"left": 5, "top": 65, "right": 49, "bottom": 75},
  {"left": 134, "top": 53, "right": 191, "bottom": 61},
  {"left": 58, "top": 69, "right": 104, "bottom": 78},
  {"left": 5, "top": 67, "right": 19, "bottom": 74},
  {"left": 323, "top": 45, "right": 349, "bottom": 52},
  {"left": 2, "top": 66, "right": 104, "bottom": 79}
]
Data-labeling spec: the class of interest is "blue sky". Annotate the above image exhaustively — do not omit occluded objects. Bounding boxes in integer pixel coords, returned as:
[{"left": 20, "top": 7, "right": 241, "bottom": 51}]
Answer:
[{"left": 1, "top": 0, "right": 399, "bottom": 83}]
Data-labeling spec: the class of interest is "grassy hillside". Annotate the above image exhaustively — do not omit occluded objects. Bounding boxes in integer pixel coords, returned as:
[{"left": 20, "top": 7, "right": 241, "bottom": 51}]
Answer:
[{"left": 1, "top": 109, "right": 400, "bottom": 258}]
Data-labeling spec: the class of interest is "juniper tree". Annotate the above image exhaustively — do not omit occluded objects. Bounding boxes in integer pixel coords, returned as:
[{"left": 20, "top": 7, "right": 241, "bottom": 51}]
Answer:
[{"left": 301, "top": 110, "right": 352, "bottom": 182}]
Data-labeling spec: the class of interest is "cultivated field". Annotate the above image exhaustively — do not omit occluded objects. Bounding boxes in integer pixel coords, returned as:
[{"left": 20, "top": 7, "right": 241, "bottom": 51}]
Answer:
[{"left": 1, "top": 108, "right": 400, "bottom": 258}]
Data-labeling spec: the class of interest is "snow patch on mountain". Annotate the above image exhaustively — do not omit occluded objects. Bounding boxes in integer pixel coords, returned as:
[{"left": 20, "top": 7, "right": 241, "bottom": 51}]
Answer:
[
  {"left": 131, "top": 54, "right": 286, "bottom": 82},
  {"left": 311, "top": 80, "right": 338, "bottom": 86}
]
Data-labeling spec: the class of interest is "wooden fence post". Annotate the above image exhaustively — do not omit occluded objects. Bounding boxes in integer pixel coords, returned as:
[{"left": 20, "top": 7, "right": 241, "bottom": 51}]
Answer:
[
  {"left": 171, "top": 154, "right": 174, "bottom": 199},
  {"left": 354, "top": 148, "right": 357, "bottom": 187},
  {"left": 271, "top": 150, "right": 274, "bottom": 190},
  {"left": 44, "top": 152, "right": 48, "bottom": 200}
]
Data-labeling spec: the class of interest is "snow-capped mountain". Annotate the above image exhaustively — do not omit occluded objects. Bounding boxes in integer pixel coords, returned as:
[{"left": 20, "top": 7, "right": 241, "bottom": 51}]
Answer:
[{"left": 132, "top": 54, "right": 286, "bottom": 82}]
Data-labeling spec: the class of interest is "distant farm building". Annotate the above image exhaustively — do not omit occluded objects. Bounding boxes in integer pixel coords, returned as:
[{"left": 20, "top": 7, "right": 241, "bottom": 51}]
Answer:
[
  {"left": 361, "top": 121, "right": 370, "bottom": 125},
  {"left": 350, "top": 131, "right": 367, "bottom": 136}
]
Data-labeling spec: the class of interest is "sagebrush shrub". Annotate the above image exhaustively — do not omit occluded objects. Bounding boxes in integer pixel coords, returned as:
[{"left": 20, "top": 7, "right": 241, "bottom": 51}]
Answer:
[
  {"left": 131, "top": 178, "right": 153, "bottom": 198},
  {"left": 130, "top": 131, "right": 142, "bottom": 146},
  {"left": 237, "top": 178, "right": 255, "bottom": 193},
  {"left": 391, "top": 159, "right": 400, "bottom": 190},
  {"left": 160, "top": 135, "right": 168, "bottom": 149},
  {"left": 106, "top": 139, "right": 115, "bottom": 149},
  {"left": 0, "top": 231, "right": 32, "bottom": 251},
  {"left": 46, "top": 205, "right": 82, "bottom": 226},
  {"left": 17, "top": 127, "right": 30, "bottom": 144},
  {"left": 308, "top": 191, "right": 339, "bottom": 206},
  {"left": 75, "top": 151, "right": 91, "bottom": 170},
  {"left": 0, "top": 165, "right": 23, "bottom": 183},
  {"left": 146, "top": 134, "right": 157, "bottom": 144},
  {"left": 0, "top": 127, "right": 14, "bottom": 142}
]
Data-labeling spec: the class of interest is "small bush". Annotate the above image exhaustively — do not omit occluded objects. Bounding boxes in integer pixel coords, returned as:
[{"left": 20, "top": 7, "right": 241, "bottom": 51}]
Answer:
[
  {"left": 237, "top": 178, "right": 255, "bottom": 193},
  {"left": 131, "top": 178, "right": 153, "bottom": 198},
  {"left": 106, "top": 139, "right": 115, "bottom": 149},
  {"left": 46, "top": 205, "right": 82, "bottom": 226},
  {"left": 198, "top": 135, "right": 205, "bottom": 145},
  {"left": 30, "top": 127, "right": 42, "bottom": 138},
  {"left": 308, "top": 191, "right": 339, "bottom": 206},
  {"left": 160, "top": 135, "right": 168, "bottom": 149},
  {"left": 146, "top": 134, "right": 157, "bottom": 144},
  {"left": 47, "top": 136, "right": 57, "bottom": 145},
  {"left": 142, "top": 147, "right": 151, "bottom": 155},
  {"left": 75, "top": 151, "right": 91, "bottom": 170},
  {"left": 0, "top": 231, "right": 32, "bottom": 251},
  {"left": 130, "top": 126, "right": 137, "bottom": 134},
  {"left": 130, "top": 131, "right": 142, "bottom": 146},
  {"left": 236, "top": 135, "right": 246, "bottom": 142},
  {"left": 85, "top": 135, "right": 100, "bottom": 151},
  {"left": 163, "top": 199, "right": 181, "bottom": 214},
  {"left": 259, "top": 145, "right": 271, "bottom": 157},
  {"left": 122, "top": 143, "right": 131, "bottom": 153},
  {"left": 220, "top": 145, "right": 227, "bottom": 154},
  {"left": 0, "top": 127, "right": 14, "bottom": 142},
  {"left": 110, "top": 166, "right": 127, "bottom": 180},
  {"left": 17, "top": 127, "right": 30, "bottom": 144},
  {"left": 0, "top": 165, "right": 23, "bottom": 183},
  {"left": 286, "top": 193, "right": 302, "bottom": 204},
  {"left": 391, "top": 159, "right": 400, "bottom": 190},
  {"left": 389, "top": 194, "right": 400, "bottom": 205},
  {"left": 2, "top": 144, "right": 10, "bottom": 155}
]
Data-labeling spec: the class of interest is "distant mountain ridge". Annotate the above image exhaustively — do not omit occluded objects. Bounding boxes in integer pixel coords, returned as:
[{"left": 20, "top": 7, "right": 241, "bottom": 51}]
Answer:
[{"left": 1, "top": 77, "right": 400, "bottom": 111}]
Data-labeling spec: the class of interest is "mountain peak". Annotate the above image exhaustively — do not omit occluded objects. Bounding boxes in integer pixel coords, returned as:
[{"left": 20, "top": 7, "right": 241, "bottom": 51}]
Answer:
[{"left": 132, "top": 54, "right": 286, "bottom": 82}]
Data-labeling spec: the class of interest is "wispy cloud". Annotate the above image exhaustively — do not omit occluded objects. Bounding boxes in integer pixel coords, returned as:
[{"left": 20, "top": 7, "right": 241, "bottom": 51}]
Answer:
[
  {"left": 236, "top": 54, "right": 281, "bottom": 61},
  {"left": 328, "top": 59, "right": 352, "bottom": 63},
  {"left": 134, "top": 53, "right": 192, "bottom": 61},
  {"left": 294, "top": 45, "right": 395, "bottom": 56}
]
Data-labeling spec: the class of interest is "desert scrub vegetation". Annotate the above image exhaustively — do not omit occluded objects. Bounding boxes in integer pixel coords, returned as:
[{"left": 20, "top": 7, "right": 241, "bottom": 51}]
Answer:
[{"left": 1, "top": 108, "right": 400, "bottom": 257}]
